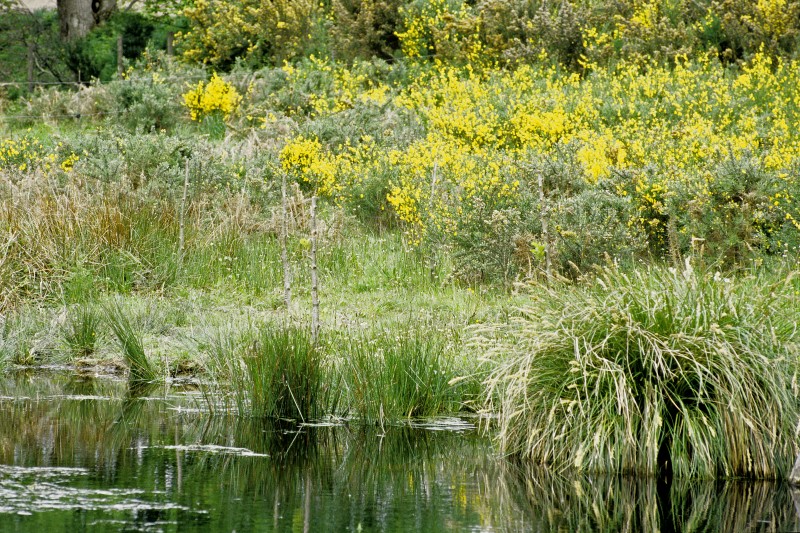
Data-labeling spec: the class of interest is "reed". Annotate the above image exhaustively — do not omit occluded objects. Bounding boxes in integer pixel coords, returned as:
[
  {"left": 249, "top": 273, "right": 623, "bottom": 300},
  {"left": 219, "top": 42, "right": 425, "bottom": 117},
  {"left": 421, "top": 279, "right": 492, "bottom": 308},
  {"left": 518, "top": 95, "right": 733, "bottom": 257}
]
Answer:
[
  {"left": 233, "top": 324, "right": 327, "bottom": 421},
  {"left": 482, "top": 264, "right": 800, "bottom": 479}
]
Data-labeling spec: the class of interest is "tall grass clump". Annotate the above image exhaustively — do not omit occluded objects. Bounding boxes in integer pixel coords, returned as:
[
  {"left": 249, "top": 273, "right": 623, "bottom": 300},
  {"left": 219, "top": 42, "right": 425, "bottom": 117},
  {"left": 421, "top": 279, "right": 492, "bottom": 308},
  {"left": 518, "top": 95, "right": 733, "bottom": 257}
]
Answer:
[
  {"left": 106, "top": 303, "right": 156, "bottom": 382},
  {"left": 482, "top": 264, "right": 800, "bottom": 479},
  {"left": 62, "top": 305, "right": 101, "bottom": 359},
  {"left": 342, "top": 328, "right": 463, "bottom": 421},
  {"left": 234, "top": 325, "right": 328, "bottom": 421}
]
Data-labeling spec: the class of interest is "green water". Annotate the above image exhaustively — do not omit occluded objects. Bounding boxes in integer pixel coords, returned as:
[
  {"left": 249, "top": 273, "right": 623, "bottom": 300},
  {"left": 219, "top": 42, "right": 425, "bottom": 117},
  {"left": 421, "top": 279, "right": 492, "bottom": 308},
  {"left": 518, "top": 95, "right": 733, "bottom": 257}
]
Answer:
[{"left": 0, "top": 373, "right": 798, "bottom": 532}]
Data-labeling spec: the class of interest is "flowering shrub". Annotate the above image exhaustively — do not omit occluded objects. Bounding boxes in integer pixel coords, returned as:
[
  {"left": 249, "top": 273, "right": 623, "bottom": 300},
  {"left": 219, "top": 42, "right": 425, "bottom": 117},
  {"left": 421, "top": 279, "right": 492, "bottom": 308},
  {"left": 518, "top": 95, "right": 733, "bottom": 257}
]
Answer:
[
  {"left": 178, "top": 0, "right": 328, "bottom": 67},
  {"left": 257, "top": 46, "right": 800, "bottom": 277},
  {"left": 280, "top": 135, "right": 338, "bottom": 196},
  {"left": 182, "top": 73, "right": 242, "bottom": 122},
  {"left": 0, "top": 134, "right": 76, "bottom": 175}
]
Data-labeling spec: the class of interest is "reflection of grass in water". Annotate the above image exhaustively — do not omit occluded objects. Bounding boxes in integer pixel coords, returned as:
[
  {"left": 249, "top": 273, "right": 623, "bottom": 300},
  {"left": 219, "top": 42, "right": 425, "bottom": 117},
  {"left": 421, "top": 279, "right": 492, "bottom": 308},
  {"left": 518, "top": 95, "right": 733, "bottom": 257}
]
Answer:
[
  {"left": 489, "top": 462, "right": 800, "bottom": 532},
  {"left": 179, "top": 417, "right": 504, "bottom": 529},
  {"left": 1, "top": 373, "right": 798, "bottom": 532},
  {"left": 0, "top": 375, "right": 127, "bottom": 467}
]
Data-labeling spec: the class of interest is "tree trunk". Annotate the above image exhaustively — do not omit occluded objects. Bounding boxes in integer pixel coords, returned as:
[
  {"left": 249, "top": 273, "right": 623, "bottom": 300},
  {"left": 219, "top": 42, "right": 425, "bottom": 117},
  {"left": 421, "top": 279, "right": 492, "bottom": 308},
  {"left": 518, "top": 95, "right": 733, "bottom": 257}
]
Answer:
[
  {"left": 58, "top": 0, "right": 94, "bottom": 40},
  {"left": 57, "top": 0, "right": 117, "bottom": 40}
]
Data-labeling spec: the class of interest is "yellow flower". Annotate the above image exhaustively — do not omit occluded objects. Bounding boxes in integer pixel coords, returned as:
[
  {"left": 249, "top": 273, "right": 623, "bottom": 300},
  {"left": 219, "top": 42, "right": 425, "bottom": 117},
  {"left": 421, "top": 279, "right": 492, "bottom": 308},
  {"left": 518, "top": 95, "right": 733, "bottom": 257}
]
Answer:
[{"left": 182, "top": 73, "right": 242, "bottom": 122}]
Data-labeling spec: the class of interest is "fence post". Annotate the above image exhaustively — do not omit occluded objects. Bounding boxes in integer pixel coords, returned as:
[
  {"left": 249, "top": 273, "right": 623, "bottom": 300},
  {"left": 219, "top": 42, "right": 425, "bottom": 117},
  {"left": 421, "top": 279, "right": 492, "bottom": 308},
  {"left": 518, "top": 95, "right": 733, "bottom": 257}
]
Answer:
[
  {"left": 166, "top": 31, "right": 174, "bottom": 56},
  {"left": 178, "top": 158, "right": 190, "bottom": 263},
  {"left": 27, "top": 42, "right": 34, "bottom": 94},
  {"left": 310, "top": 196, "right": 319, "bottom": 345},
  {"left": 117, "top": 35, "right": 124, "bottom": 78},
  {"left": 538, "top": 170, "right": 553, "bottom": 281}
]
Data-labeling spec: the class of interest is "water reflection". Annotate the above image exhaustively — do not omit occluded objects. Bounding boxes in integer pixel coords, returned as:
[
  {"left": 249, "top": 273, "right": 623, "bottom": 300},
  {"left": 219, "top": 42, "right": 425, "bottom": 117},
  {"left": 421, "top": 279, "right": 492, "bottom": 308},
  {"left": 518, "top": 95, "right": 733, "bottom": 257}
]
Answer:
[{"left": 0, "top": 373, "right": 797, "bottom": 532}]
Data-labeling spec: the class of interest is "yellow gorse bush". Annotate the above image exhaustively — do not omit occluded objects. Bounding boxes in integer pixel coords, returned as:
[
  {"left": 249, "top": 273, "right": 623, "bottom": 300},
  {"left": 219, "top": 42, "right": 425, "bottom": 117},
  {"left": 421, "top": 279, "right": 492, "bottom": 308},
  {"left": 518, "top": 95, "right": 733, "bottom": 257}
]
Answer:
[
  {"left": 382, "top": 51, "right": 800, "bottom": 241},
  {"left": 0, "top": 136, "right": 75, "bottom": 174},
  {"left": 182, "top": 73, "right": 242, "bottom": 122},
  {"left": 271, "top": 49, "right": 800, "bottom": 255},
  {"left": 280, "top": 136, "right": 338, "bottom": 196}
]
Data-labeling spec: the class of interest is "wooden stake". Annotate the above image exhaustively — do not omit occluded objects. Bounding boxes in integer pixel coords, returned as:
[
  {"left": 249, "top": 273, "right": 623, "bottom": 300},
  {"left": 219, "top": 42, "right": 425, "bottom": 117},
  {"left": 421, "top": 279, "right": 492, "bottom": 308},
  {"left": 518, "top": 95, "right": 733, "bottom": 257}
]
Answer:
[
  {"left": 281, "top": 173, "right": 292, "bottom": 312},
  {"left": 27, "top": 42, "right": 34, "bottom": 94},
  {"left": 178, "top": 158, "right": 189, "bottom": 262},
  {"left": 166, "top": 31, "right": 174, "bottom": 56},
  {"left": 538, "top": 170, "right": 553, "bottom": 281},
  {"left": 310, "top": 196, "right": 319, "bottom": 345},
  {"left": 428, "top": 161, "right": 439, "bottom": 281},
  {"left": 117, "top": 35, "right": 124, "bottom": 78}
]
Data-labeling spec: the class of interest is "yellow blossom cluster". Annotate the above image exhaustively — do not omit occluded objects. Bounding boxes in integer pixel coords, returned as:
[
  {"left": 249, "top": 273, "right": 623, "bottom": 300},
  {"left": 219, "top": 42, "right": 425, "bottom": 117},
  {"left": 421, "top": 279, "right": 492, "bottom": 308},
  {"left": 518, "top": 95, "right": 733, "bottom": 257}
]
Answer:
[
  {"left": 280, "top": 136, "right": 338, "bottom": 196},
  {"left": 0, "top": 135, "right": 74, "bottom": 174},
  {"left": 268, "top": 47, "right": 800, "bottom": 255},
  {"left": 277, "top": 57, "right": 391, "bottom": 118},
  {"left": 379, "top": 51, "right": 800, "bottom": 243},
  {"left": 182, "top": 73, "right": 242, "bottom": 122}
]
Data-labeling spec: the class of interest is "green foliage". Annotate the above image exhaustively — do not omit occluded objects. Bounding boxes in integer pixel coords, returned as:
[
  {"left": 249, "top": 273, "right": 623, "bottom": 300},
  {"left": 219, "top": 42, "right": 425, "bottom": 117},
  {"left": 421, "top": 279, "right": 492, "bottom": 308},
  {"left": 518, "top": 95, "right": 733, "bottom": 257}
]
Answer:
[
  {"left": 482, "top": 265, "right": 800, "bottom": 478},
  {"left": 0, "top": 10, "right": 65, "bottom": 99},
  {"left": 178, "top": 0, "right": 330, "bottom": 68},
  {"left": 330, "top": 0, "right": 404, "bottom": 60},
  {"left": 106, "top": 301, "right": 156, "bottom": 382},
  {"left": 670, "top": 153, "right": 797, "bottom": 265},
  {"left": 236, "top": 325, "right": 328, "bottom": 420},
  {"left": 340, "top": 328, "right": 463, "bottom": 421},
  {"left": 103, "top": 73, "right": 183, "bottom": 131},
  {"left": 551, "top": 187, "right": 644, "bottom": 275},
  {"left": 62, "top": 305, "right": 101, "bottom": 359}
]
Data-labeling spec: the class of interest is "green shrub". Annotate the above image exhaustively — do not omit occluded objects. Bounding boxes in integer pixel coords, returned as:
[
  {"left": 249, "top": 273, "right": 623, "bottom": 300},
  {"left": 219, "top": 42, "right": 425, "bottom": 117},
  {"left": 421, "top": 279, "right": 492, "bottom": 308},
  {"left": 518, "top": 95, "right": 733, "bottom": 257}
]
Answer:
[
  {"left": 103, "top": 75, "right": 183, "bottom": 131},
  {"left": 179, "top": 0, "right": 330, "bottom": 68},
  {"left": 482, "top": 264, "right": 800, "bottom": 479},
  {"left": 551, "top": 187, "right": 644, "bottom": 275}
]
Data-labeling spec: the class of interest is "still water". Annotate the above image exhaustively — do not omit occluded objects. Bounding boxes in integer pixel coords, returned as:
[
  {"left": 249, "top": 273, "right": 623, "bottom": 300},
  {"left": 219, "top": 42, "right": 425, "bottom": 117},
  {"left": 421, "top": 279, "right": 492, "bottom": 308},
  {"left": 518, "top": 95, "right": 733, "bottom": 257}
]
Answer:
[{"left": 0, "top": 372, "right": 798, "bottom": 532}]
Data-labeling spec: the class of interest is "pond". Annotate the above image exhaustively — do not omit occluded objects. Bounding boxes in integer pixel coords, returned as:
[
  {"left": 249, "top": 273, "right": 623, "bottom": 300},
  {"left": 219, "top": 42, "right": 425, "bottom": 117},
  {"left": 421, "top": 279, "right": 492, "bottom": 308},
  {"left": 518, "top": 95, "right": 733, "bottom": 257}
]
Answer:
[{"left": 0, "top": 372, "right": 798, "bottom": 532}]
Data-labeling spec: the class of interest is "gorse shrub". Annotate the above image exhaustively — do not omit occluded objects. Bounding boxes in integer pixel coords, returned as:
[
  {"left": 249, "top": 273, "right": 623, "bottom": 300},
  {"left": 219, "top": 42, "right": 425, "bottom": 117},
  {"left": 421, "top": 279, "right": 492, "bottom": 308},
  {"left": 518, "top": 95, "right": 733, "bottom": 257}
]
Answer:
[
  {"left": 481, "top": 264, "right": 800, "bottom": 478},
  {"left": 330, "top": 0, "right": 404, "bottom": 60},
  {"left": 179, "top": 0, "right": 329, "bottom": 67},
  {"left": 182, "top": 73, "right": 242, "bottom": 122},
  {"left": 104, "top": 74, "right": 183, "bottom": 132}
]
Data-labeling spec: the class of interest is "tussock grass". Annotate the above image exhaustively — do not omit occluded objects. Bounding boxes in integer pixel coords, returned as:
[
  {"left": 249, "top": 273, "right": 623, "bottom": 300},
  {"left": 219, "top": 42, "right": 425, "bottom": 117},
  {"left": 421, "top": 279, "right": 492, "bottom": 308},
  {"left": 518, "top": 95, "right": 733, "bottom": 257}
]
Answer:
[
  {"left": 481, "top": 264, "right": 800, "bottom": 479},
  {"left": 230, "top": 324, "right": 330, "bottom": 420},
  {"left": 62, "top": 305, "right": 101, "bottom": 359},
  {"left": 106, "top": 303, "right": 156, "bottom": 382},
  {"left": 340, "top": 328, "right": 463, "bottom": 422}
]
